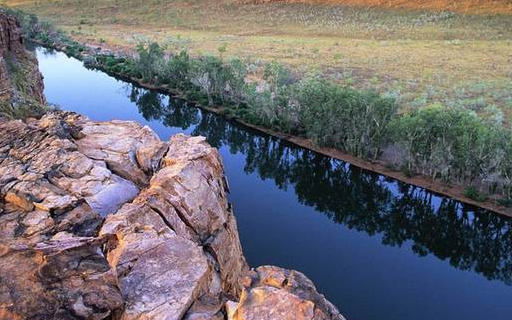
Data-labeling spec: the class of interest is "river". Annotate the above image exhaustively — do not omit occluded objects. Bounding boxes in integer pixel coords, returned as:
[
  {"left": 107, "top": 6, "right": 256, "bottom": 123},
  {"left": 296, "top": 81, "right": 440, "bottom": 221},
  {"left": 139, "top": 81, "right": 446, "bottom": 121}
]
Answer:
[{"left": 35, "top": 46, "right": 512, "bottom": 320}]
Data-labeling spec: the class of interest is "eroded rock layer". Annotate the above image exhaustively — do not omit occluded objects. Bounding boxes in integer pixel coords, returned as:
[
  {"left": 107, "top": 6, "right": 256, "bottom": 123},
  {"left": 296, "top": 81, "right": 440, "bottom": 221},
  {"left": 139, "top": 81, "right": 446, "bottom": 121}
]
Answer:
[{"left": 0, "top": 112, "right": 344, "bottom": 320}]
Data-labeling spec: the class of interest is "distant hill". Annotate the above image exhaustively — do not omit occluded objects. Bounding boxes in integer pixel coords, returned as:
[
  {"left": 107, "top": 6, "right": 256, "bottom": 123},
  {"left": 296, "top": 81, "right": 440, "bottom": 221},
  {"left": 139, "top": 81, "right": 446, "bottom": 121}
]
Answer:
[{"left": 243, "top": 0, "right": 512, "bottom": 14}]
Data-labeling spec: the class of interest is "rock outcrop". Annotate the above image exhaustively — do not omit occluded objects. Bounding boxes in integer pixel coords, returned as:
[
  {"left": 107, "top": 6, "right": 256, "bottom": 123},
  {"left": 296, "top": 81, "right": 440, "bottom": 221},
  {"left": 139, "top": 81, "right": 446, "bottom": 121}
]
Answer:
[
  {"left": 0, "top": 11, "right": 45, "bottom": 113},
  {"left": 227, "top": 266, "right": 345, "bottom": 320},
  {"left": 0, "top": 112, "right": 344, "bottom": 320}
]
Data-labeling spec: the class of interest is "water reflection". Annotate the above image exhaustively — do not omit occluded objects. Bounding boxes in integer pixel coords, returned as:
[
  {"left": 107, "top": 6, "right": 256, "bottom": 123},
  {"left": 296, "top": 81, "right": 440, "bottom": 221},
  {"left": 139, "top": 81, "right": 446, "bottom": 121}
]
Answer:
[
  {"left": 129, "top": 87, "right": 200, "bottom": 129},
  {"left": 128, "top": 85, "right": 512, "bottom": 286}
]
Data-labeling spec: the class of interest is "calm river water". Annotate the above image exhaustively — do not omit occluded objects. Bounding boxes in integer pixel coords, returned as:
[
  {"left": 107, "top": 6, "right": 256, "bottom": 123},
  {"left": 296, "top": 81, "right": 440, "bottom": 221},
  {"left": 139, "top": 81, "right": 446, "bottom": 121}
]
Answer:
[{"left": 36, "top": 47, "right": 512, "bottom": 320}]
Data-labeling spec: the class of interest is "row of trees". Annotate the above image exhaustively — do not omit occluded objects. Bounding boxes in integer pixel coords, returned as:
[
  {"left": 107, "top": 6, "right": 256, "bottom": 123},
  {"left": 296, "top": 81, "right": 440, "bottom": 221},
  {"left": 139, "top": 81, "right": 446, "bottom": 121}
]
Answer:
[
  {"left": 128, "top": 43, "right": 398, "bottom": 161},
  {"left": 99, "top": 42, "right": 512, "bottom": 201},
  {"left": 6, "top": 6, "right": 512, "bottom": 203}
]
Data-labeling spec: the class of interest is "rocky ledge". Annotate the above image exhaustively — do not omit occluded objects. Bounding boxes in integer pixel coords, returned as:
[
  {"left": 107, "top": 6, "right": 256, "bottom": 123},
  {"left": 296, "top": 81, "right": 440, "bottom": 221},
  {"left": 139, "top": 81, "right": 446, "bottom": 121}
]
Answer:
[{"left": 0, "top": 112, "right": 344, "bottom": 320}]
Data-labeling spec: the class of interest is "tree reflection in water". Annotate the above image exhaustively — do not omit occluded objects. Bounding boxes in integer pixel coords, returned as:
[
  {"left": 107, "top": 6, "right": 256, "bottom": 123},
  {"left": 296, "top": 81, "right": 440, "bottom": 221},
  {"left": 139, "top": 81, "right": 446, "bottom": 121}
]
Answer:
[
  {"left": 129, "top": 87, "right": 200, "bottom": 129},
  {"left": 129, "top": 85, "right": 512, "bottom": 285}
]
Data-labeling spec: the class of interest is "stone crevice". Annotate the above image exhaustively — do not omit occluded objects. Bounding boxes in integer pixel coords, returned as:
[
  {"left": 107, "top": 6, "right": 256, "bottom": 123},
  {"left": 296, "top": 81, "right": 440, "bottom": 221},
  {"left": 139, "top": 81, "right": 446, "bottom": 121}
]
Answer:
[
  {"left": 145, "top": 204, "right": 178, "bottom": 234},
  {"left": 171, "top": 203, "right": 201, "bottom": 238}
]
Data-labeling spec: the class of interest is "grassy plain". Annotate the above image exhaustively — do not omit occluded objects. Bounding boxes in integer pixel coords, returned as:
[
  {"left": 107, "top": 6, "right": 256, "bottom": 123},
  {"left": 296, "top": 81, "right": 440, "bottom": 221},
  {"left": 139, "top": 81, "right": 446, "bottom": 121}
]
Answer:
[{"left": 4, "top": 0, "right": 512, "bottom": 120}]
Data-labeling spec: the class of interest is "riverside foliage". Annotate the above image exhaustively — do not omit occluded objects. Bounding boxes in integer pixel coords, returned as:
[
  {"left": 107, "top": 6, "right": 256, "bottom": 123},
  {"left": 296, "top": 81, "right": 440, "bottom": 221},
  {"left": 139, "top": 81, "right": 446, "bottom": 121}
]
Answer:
[{"left": 5, "top": 8, "right": 512, "bottom": 204}]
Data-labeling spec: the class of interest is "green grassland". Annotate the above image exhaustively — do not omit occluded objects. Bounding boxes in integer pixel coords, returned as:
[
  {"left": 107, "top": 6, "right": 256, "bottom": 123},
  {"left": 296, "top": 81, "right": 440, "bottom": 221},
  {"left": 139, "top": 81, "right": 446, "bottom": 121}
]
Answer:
[{"left": 4, "top": 0, "right": 512, "bottom": 122}]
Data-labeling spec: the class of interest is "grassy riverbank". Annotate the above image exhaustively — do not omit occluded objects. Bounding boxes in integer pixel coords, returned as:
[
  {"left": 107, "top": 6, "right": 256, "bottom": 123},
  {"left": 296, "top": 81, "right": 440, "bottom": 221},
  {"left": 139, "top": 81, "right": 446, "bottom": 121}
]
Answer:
[
  {"left": 2, "top": 5, "right": 512, "bottom": 213},
  {"left": 4, "top": 0, "right": 512, "bottom": 121}
]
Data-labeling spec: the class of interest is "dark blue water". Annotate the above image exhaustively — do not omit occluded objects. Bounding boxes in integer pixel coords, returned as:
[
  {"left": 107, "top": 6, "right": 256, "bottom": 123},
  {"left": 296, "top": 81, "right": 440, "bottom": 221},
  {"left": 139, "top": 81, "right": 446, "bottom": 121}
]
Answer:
[{"left": 36, "top": 47, "right": 512, "bottom": 320}]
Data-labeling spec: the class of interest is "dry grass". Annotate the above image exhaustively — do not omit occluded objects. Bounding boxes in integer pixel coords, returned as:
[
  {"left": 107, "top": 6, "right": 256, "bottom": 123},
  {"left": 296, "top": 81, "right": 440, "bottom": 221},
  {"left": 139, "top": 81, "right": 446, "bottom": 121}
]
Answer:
[
  {"left": 243, "top": 0, "right": 512, "bottom": 15},
  {"left": 3, "top": 0, "right": 512, "bottom": 120}
]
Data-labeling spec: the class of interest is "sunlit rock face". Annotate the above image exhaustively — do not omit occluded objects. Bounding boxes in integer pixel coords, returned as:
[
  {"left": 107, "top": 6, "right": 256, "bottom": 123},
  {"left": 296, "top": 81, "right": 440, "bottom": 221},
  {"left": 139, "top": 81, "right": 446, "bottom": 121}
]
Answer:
[
  {"left": 0, "top": 12, "right": 45, "bottom": 107},
  {"left": 0, "top": 112, "right": 343, "bottom": 320},
  {"left": 226, "top": 266, "right": 346, "bottom": 320}
]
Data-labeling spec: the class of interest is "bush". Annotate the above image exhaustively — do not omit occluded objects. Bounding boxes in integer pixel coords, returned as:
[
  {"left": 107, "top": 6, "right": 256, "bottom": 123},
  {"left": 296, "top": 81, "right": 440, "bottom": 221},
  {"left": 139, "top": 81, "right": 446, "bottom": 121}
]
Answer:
[
  {"left": 463, "top": 186, "right": 487, "bottom": 202},
  {"left": 297, "top": 78, "right": 397, "bottom": 159},
  {"left": 64, "top": 42, "right": 86, "bottom": 58},
  {"left": 162, "top": 50, "right": 191, "bottom": 89},
  {"left": 390, "top": 105, "right": 511, "bottom": 191},
  {"left": 136, "top": 42, "right": 165, "bottom": 82},
  {"left": 242, "top": 83, "right": 297, "bottom": 132},
  {"left": 497, "top": 198, "right": 512, "bottom": 208},
  {"left": 263, "top": 61, "right": 295, "bottom": 91},
  {"left": 223, "top": 58, "right": 249, "bottom": 106},
  {"left": 190, "top": 55, "right": 241, "bottom": 106}
]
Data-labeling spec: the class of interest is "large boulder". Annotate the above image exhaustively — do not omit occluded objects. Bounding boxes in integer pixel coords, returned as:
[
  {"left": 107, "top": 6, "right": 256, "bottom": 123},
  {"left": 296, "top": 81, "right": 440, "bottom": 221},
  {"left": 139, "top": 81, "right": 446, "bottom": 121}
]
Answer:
[
  {"left": 0, "top": 111, "right": 343, "bottom": 320},
  {"left": 99, "top": 133, "right": 249, "bottom": 319},
  {"left": 0, "top": 112, "right": 248, "bottom": 319}
]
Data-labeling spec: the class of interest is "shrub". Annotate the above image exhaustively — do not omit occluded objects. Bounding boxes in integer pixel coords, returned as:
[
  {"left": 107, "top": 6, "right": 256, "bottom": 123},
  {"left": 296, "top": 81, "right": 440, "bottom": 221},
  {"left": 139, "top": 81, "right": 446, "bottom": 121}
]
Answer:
[
  {"left": 223, "top": 58, "right": 249, "bottom": 106},
  {"left": 190, "top": 55, "right": 244, "bottom": 106},
  {"left": 64, "top": 42, "right": 86, "bottom": 58},
  {"left": 297, "top": 78, "right": 397, "bottom": 159},
  {"left": 242, "top": 83, "right": 298, "bottom": 132},
  {"left": 463, "top": 186, "right": 487, "bottom": 202},
  {"left": 263, "top": 61, "right": 295, "bottom": 92},
  {"left": 162, "top": 50, "right": 191, "bottom": 89},
  {"left": 390, "top": 105, "right": 511, "bottom": 190},
  {"left": 136, "top": 42, "right": 165, "bottom": 82},
  {"left": 497, "top": 198, "right": 512, "bottom": 208}
]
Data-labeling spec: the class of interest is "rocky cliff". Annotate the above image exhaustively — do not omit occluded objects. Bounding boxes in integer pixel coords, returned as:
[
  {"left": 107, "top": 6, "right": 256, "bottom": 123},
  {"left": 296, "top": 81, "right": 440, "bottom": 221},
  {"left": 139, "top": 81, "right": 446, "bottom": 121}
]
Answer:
[
  {"left": 0, "top": 112, "right": 345, "bottom": 320},
  {"left": 0, "top": 11, "right": 45, "bottom": 115}
]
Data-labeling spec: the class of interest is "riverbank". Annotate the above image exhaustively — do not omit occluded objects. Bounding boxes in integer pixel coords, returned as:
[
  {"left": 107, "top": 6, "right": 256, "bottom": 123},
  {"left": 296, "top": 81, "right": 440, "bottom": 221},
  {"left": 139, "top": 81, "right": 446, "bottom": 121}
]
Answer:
[
  {"left": 4, "top": 6, "right": 512, "bottom": 215},
  {"left": 6, "top": 0, "right": 512, "bottom": 121},
  {"left": 32, "top": 38, "right": 512, "bottom": 217}
]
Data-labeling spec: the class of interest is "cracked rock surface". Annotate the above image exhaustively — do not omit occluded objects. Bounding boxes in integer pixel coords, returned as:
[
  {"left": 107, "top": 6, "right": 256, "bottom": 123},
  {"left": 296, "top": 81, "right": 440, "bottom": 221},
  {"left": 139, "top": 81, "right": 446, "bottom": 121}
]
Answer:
[{"left": 0, "top": 112, "right": 344, "bottom": 320}]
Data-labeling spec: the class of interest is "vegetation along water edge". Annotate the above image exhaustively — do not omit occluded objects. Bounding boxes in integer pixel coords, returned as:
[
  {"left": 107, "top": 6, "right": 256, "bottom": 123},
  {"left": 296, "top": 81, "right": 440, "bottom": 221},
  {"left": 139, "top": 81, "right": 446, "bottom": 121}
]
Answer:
[{"left": 3, "top": 7, "right": 512, "bottom": 216}]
